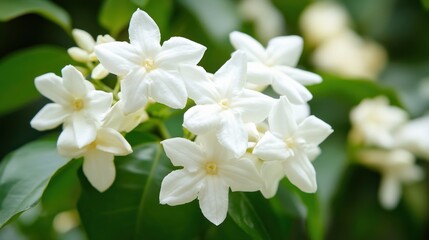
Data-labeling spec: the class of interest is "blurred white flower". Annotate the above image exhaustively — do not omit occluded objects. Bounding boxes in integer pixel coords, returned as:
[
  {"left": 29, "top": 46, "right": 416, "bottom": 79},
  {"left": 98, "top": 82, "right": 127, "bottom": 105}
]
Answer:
[
  {"left": 67, "top": 29, "right": 115, "bottom": 80},
  {"left": 396, "top": 115, "right": 429, "bottom": 160},
  {"left": 30, "top": 65, "right": 112, "bottom": 148},
  {"left": 95, "top": 9, "right": 206, "bottom": 114},
  {"left": 238, "top": 0, "right": 285, "bottom": 42},
  {"left": 230, "top": 31, "right": 321, "bottom": 104},
  {"left": 160, "top": 134, "right": 262, "bottom": 225},
  {"left": 350, "top": 96, "right": 408, "bottom": 148},
  {"left": 58, "top": 125, "right": 132, "bottom": 192},
  {"left": 253, "top": 96, "right": 333, "bottom": 193},
  {"left": 311, "top": 31, "right": 387, "bottom": 80},
  {"left": 300, "top": 1, "right": 350, "bottom": 46},
  {"left": 358, "top": 149, "right": 424, "bottom": 209},
  {"left": 181, "top": 51, "right": 273, "bottom": 157}
]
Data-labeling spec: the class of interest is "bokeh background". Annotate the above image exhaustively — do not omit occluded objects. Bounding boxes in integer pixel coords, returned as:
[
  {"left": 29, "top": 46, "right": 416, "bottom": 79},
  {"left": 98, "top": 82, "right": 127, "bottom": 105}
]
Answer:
[{"left": 1, "top": 0, "right": 429, "bottom": 239}]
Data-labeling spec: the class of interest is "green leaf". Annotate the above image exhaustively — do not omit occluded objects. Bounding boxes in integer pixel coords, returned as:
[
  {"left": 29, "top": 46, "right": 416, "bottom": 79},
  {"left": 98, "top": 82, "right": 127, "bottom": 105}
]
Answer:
[
  {"left": 0, "top": 137, "right": 69, "bottom": 228},
  {"left": 0, "top": 46, "right": 72, "bottom": 116},
  {"left": 0, "top": 0, "right": 71, "bottom": 31},
  {"left": 423, "top": 0, "right": 429, "bottom": 10},
  {"left": 228, "top": 192, "right": 271, "bottom": 240},
  {"left": 78, "top": 142, "right": 204, "bottom": 239},
  {"left": 178, "top": 0, "right": 240, "bottom": 42},
  {"left": 99, "top": 0, "right": 138, "bottom": 37}
]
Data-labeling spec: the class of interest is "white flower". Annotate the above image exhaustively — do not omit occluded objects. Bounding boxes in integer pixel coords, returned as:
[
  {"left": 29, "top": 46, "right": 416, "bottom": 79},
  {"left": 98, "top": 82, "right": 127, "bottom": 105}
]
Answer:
[
  {"left": 350, "top": 96, "right": 408, "bottom": 148},
  {"left": 159, "top": 133, "right": 262, "bottom": 225},
  {"left": 181, "top": 51, "right": 274, "bottom": 157},
  {"left": 358, "top": 149, "right": 424, "bottom": 209},
  {"left": 30, "top": 65, "right": 113, "bottom": 148},
  {"left": 67, "top": 29, "right": 115, "bottom": 80},
  {"left": 253, "top": 96, "right": 333, "bottom": 193},
  {"left": 95, "top": 9, "right": 206, "bottom": 114},
  {"left": 396, "top": 115, "right": 429, "bottom": 160},
  {"left": 57, "top": 125, "right": 132, "bottom": 192},
  {"left": 229, "top": 31, "right": 321, "bottom": 104},
  {"left": 103, "top": 102, "right": 149, "bottom": 133}
]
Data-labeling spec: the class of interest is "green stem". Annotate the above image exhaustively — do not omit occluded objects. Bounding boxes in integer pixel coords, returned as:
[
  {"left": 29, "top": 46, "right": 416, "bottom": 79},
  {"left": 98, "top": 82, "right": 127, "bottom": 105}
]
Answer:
[{"left": 157, "top": 121, "right": 171, "bottom": 140}]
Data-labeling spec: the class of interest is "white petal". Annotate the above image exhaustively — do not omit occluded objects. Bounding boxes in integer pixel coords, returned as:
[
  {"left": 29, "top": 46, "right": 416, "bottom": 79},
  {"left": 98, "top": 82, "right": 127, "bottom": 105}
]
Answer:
[
  {"left": 67, "top": 47, "right": 90, "bottom": 62},
  {"left": 95, "top": 127, "right": 132, "bottom": 155},
  {"left": 121, "top": 68, "right": 149, "bottom": 114},
  {"left": 35, "top": 73, "right": 71, "bottom": 105},
  {"left": 72, "top": 29, "right": 95, "bottom": 52},
  {"left": 213, "top": 51, "right": 247, "bottom": 98},
  {"left": 231, "top": 89, "right": 274, "bottom": 123},
  {"left": 217, "top": 111, "right": 247, "bottom": 157},
  {"left": 180, "top": 65, "right": 219, "bottom": 104},
  {"left": 253, "top": 131, "right": 290, "bottom": 161},
  {"left": 379, "top": 175, "right": 401, "bottom": 209},
  {"left": 259, "top": 161, "right": 285, "bottom": 198},
  {"left": 229, "top": 31, "right": 266, "bottom": 61},
  {"left": 296, "top": 116, "right": 333, "bottom": 146},
  {"left": 161, "top": 138, "right": 205, "bottom": 171},
  {"left": 183, "top": 105, "right": 221, "bottom": 134},
  {"left": 157, "top": 37, "right": 206, "bottom": 70},
  {"left": 57, "top": 125, "right": 85, "bottom": 158},
  {"left": 277, "top": 66, "right": 322, "bottom": 85},
  {"left": 61, "top": 65, "right": 89, "bottom": 98},
  {"left": 196, "top": 132, "right": 234, "bottom": 163},
  {"left": 160, "top": 169, "right": 203, "bottom": 205},
  {"left": 198, "top": 176, "right": 229, "bottom": 226},
  {"left": 95, "top": 42, "right": 141, "bottom": 76},
  {"left": 91, "top": 63, "right": 109, "bottom": 80},
  {"left": 246, "top": 62, "right": 275, "bottom": 85},
  {"left": 128, "top": 9, "right": 161, "bottom": 54},
  {"left": 283, "top": 155, "right": 317, "bottom": 193},
  {"left": 266, "top": 36, "right": 303, "bottom": 67},
  {"left": 83, "top": 149, "right": 116, "bottom": 192},
  {"left": 271, "top": 72, "right": 313, "bottom": 104},
  {"left": 31, "top": 103, "right": 69, "bottom": 130},
  {"left": 85, "top": 91, "right": 113, "bottom": 119},
  {"left": 220, "top": 157, "right": 262, "bottom": 192},
  {"left": 268, "top": 96, "right": 298, "bottom": 137},
  {"left": 71, "top": 114, "right": 98, "bottom": 148},
  {"left": 148, "top": 70, "right": 187, "bottom": 109}
]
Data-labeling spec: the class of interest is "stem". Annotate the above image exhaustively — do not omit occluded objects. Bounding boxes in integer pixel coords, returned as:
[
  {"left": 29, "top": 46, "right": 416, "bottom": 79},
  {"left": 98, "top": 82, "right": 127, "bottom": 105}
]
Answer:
[{"left": 157, "top": 121, "right": 171, "bottom": 140}]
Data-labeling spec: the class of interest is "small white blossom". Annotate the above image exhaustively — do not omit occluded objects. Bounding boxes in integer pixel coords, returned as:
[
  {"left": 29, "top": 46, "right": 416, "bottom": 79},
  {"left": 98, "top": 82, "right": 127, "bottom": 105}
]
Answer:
[
  {"left": 358, "top": 149, "right": 424, "bottom": 209},
  {"left": 350, "top": 96, "right": 408, "bottom": 148},
  {"left": 181, "top": 51, "right": 274, "bottom": 157},
  {"left": 58, "top": 125, "right": 132, "bottom": 192},
  {"left": 396, "top": 115, "right": 429, "bottom": 161},
  {"left": 30, "top": 65, "right": 112, "bottom": 148},
  {"left": 229, "top": 31, "right": 321, "bottom": 104},
  {"left": 253, "top": 96, "right": 333, "bottom": 193},
  {"left": 160, "top": 133, "right": 262, "bottom": 225},
  {"left": 95, "top": 9, "right": 206, "bottom": 114},
  {"left": 103, "top": 102, "right": 149, "bottom": 133}
]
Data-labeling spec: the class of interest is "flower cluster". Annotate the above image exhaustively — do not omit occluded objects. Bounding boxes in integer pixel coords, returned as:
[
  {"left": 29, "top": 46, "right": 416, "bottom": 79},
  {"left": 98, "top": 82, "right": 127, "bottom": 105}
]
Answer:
[
  {"left": 350, "top": 96, "right": 425, "bottom": 209},
  {"left": 31, "top": 9, "right": 332, "bottom": 225}
]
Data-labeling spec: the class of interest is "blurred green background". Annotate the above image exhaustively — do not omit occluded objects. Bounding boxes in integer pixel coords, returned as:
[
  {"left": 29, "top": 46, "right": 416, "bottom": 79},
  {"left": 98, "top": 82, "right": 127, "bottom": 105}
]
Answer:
[{"left": 1, "top": 0, "right": 429, "bottom": 239}]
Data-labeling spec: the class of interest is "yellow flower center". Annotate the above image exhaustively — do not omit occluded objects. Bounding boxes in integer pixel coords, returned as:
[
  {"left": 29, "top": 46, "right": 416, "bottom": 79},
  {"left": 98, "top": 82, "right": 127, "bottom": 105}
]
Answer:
[
  {"left": 205, "top": 162, "right": 218, "bottom": 175},
  {"left": 219, "top": 99, "right": 230, "bottom": 109},
  {"left": 143, "top": 59, "right": 155, "bottom": 72},
  {"left": 285, "top": 137, "right": 295, "bottom": 149},
  {"left": 73, "top": 99, "right": 84, "bottom": 111}
]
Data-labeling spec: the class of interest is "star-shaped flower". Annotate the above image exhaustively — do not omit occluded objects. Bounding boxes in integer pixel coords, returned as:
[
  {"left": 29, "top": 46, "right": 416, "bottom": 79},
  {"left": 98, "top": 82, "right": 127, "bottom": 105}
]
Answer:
[
  {"left": 30, "top": 65, "right": 112, "bottom": 148},
  {"left": 229, "top": 31, "right": 321, "bottom": 103},
  {"left": 160, "top": 133, "right": 262, "bottom": 225},
  {"left": 253, "top": 96, "right": 333, "bottom": 193},
  {"left": 95, "top": 9, "right": 206, "bottom": 114},
  {"left": 181, "top": 51, "right": 274, "bottom": 157}
]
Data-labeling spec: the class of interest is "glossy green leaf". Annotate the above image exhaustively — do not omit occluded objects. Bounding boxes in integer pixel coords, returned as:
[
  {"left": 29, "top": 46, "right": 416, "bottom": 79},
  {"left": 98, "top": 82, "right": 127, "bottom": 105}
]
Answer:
[
  {"left": 0, "top": 137, "right": 69, "bottom": 228},
  {"left": 0, "top": 0, "right": 71, "bottom": 31},
  {"left": 178, "top": 0, "right": 240, "bottom": 42},
  {"left": 228, "top": 192, "right": 271, "bottom": 240},
  {"left": 99, "top": 0, "right": 138, "bottom": 37},
  {"left": 78, "top": 142, "right": 204, "bottom": 239},
  {"left": 0, "top": 46, "right": 72, "bottom": 116}
]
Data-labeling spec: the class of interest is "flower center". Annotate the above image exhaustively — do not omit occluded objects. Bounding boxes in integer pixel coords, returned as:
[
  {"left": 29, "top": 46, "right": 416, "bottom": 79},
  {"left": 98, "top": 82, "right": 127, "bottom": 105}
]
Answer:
[
  {"left": 73, "top": 99, "right": 84, "bottom": 111},
  {"left": 143, "top": 59, "right": 155, "bottom": 72},
  {"left": 219, "top": 99, "right": 230, "bottom": 109},
  {"left": 205, "top": 162, "right": 218, "bottom": 175},
  {"left": 284, "top": 137, "right": 296, "bottom": 149}
]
